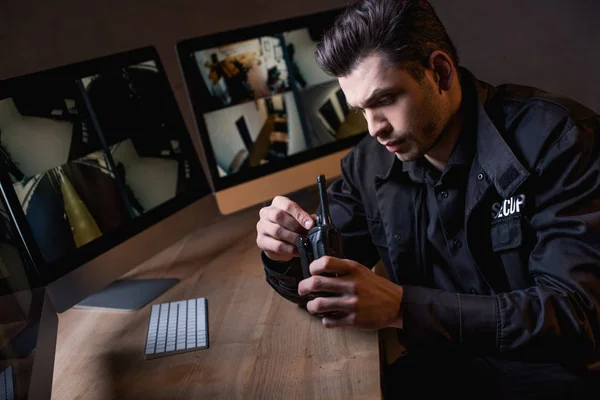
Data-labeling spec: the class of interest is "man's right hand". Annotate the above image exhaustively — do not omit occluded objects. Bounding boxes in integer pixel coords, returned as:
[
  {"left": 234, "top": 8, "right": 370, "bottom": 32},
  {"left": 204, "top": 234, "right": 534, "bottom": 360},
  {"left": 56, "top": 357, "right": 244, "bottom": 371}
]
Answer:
[{"left": 256, "top": 196, "right": 315, "bottom": 262}]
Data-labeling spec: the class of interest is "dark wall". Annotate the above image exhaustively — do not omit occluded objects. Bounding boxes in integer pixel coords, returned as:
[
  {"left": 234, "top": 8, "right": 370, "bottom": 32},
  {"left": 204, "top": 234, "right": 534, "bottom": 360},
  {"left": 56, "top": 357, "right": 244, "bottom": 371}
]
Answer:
[{"left": 430, "top": 0, "right": 600, "bottom": 113}]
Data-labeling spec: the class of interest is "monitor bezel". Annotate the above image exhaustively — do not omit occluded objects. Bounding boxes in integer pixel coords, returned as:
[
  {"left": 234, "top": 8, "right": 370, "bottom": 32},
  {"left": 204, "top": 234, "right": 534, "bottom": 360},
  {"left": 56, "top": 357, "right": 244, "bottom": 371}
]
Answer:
[
  {"left": 176, "top": 7, "right": 367, "bottom": 192},
  {"left": 0, "top": 184, "right": 43, "bottom": 296},
  {"left": 0, "top": 46, "right": 212, "bottom": 287}
]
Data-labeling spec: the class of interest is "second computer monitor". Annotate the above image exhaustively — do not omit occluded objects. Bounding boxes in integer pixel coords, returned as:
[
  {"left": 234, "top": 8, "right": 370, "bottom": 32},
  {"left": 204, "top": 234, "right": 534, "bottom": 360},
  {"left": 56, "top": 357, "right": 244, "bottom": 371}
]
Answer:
[
  {"left": 0, "top": 46, "right": 216, "bottom": 313},
  {"left": 177, "top": 8, "right": 368, "bottom": 214}
]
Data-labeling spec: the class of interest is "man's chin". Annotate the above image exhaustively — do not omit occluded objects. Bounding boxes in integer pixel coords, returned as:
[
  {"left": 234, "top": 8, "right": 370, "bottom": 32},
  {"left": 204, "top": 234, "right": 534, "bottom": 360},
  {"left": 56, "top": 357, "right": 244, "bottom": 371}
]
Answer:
[{"left": 395, "top": 151, "right": 422, "bottom": 162}]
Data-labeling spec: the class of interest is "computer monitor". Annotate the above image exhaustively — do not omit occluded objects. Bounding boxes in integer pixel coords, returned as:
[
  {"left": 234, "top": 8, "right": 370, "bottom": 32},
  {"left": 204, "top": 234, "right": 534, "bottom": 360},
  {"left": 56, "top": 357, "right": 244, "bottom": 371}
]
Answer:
[
  {"left": 0, "top": 46, "right": 216, "bottom": 313},
  {"left": 177, "top": 7, "right": 368, "bottom": 215},
  {"left": 0, "top": 189, "right": 58, "bottom": 400}
]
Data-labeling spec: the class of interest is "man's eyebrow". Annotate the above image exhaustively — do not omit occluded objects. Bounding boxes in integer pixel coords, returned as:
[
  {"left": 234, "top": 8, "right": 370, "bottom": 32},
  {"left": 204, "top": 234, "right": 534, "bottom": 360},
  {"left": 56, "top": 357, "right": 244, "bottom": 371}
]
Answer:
[{"left": 348, "top": 87, "right": 396, "bottom": 111}]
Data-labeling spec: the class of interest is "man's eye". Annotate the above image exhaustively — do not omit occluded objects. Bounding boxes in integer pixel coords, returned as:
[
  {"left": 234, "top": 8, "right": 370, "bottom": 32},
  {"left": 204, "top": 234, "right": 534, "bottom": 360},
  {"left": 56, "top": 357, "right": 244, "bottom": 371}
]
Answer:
[{"left": 378, "top": 96, "right": 395, "bottom": 106}]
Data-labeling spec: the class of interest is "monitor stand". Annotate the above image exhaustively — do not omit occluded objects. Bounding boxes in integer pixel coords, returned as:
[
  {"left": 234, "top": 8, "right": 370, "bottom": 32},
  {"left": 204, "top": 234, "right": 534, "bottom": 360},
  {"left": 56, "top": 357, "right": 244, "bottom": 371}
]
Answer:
[{"left": 73, "top": 278, "right": 179, "bottom": 311}]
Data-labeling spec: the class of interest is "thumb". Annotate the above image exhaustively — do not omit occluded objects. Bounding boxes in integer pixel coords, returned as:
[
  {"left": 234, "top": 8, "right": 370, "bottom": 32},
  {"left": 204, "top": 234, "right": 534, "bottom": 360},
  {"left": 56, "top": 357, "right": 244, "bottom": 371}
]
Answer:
[
  {"left": 273, "top": 196, "right": 314, "bottom": 230},
  {"left": 292, "top": 204, "right": 315, "bottom": 230}
]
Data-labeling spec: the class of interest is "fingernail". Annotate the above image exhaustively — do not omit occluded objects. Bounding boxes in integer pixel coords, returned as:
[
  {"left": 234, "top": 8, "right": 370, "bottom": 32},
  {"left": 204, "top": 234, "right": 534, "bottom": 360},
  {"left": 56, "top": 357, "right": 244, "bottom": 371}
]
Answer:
[{"left": 304, "top": 220, "right": 312, "bottom": 229}]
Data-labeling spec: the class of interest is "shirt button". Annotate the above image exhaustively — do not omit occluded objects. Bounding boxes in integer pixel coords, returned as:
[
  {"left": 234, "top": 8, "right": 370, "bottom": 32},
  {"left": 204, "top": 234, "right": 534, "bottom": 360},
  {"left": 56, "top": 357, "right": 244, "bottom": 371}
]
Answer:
[
  {"left": 452, "top": 240, "right": 462, "bottom": 249},
  {"left": 477, "top": 173, "right": 484, "bottom": 181},
  {"left": 440, "top": 190, "right": 448, "bottom": 198},
  {"left": 394, "top": 233, "right": 402, "bottom": 241}
]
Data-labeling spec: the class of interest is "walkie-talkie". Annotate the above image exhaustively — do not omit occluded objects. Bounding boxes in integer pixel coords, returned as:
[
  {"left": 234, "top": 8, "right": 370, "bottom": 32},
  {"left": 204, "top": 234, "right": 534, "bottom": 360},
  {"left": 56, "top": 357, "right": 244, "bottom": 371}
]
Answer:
[{"left": 296, "top": 174, "right": 343, "bottom": 302}]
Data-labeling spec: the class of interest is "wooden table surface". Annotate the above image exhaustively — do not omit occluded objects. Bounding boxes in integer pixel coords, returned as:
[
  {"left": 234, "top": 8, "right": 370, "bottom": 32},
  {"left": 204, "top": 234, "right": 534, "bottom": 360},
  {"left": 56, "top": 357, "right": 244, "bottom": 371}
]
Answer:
[{"left": 50, "top": 200, "right": 382, "bottom": 400}]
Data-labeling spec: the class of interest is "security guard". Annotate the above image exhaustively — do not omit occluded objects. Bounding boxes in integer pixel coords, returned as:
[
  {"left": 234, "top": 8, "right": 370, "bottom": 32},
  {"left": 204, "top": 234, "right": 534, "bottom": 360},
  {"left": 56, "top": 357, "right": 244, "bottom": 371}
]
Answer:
[{"left": 255, "top": 0, "right": 600, "bottom": 398}]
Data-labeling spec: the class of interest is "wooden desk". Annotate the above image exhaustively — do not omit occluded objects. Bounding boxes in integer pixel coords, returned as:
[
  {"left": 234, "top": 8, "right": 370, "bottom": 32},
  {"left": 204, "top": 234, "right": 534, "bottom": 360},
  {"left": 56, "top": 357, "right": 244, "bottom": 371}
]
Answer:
[{"left": 51, "top": 202, "right": 382, "bottom": 399}]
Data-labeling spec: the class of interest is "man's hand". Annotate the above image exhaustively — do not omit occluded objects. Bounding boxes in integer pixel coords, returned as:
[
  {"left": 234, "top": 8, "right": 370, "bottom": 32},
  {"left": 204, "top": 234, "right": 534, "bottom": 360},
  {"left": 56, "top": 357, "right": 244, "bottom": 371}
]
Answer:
[
  {"left": 298, "top": 256, "right": 403, "bottom": 330},
  {"left": 256, "top": 196, "right": 315, "bottom": 262}
]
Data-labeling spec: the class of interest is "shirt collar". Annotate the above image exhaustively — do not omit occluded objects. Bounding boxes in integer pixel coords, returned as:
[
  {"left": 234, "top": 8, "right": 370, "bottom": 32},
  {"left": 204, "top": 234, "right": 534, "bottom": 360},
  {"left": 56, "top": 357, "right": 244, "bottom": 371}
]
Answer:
[
  {"left": 466, "top": 68, "right": 530, "bottom": 198},
  {"left": 377, "top": 67, "right": 529, "bottom": 198}
]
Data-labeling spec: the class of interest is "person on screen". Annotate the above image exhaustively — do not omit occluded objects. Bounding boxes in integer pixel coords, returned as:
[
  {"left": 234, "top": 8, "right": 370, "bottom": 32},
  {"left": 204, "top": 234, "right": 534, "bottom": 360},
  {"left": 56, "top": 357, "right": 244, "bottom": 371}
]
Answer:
[
  {"left": 204, "top": 54, "right": 253, "bottom": 104},
  {"left": 286, "top": 44, "right": 307, "bottom": 89},
  {"left": 255, "top": 0, "right": 600, "bottom": 398}
]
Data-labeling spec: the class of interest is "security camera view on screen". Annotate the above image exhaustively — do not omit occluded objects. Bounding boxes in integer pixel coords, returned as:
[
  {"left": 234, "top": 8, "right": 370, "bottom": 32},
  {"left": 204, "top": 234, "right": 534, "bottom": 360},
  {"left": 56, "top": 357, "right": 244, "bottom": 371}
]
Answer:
[
  {"left": 188, "top": 27, "right": 368, "bottom": 178},
  {"left": 0, "top": 60, "right": 201, "bottom": 264}
]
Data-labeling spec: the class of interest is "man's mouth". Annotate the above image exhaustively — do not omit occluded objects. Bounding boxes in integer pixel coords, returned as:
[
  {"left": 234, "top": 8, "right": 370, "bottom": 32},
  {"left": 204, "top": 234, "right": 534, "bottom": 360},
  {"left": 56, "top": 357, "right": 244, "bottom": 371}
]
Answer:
[{"left": 382, "top": 139, "right": 403, "bottom": 153}]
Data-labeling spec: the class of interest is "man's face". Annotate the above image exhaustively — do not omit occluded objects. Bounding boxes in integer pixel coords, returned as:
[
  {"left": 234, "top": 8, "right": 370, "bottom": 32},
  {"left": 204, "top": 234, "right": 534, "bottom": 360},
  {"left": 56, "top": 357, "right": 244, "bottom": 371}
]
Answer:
[{"left": 339, "top": 53, "right": 449, "bottom": 161}]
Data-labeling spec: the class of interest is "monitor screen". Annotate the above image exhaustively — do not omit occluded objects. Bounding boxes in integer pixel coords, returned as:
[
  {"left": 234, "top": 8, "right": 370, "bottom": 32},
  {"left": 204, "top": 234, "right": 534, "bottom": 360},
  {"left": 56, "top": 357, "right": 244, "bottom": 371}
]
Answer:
[
  {"left": 0, "top": 46, "right": 212, "bottom": 286},
  {"left": 177, "top": 8, "right": 368, "bottom": 192}
]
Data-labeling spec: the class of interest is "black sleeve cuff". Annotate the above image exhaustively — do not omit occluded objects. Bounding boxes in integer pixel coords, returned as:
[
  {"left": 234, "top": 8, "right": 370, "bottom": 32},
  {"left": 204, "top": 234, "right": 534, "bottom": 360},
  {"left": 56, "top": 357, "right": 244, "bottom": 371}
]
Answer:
[
  {"left": 262, "top": 251, "right": 293, "bottom": 274},
  {"left": 261, "top": 252, "right": 309, "bottom": 307},
  {"left": 401, "top": 286, "right": 497, "bottom": 354}
]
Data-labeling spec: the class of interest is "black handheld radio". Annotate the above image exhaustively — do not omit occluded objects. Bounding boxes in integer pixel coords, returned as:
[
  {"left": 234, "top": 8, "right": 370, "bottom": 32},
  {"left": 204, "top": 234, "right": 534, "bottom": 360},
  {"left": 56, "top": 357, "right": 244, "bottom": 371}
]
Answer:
[{"left": 296, "top": 174, "right": 343, "bottom": 302}]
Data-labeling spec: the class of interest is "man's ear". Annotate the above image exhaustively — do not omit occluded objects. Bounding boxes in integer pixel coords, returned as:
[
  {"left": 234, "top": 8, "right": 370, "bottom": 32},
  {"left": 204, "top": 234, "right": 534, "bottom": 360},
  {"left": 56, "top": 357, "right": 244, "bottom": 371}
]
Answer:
[{"left": 428, "top": 50, "right": 454, "bottom": 92}]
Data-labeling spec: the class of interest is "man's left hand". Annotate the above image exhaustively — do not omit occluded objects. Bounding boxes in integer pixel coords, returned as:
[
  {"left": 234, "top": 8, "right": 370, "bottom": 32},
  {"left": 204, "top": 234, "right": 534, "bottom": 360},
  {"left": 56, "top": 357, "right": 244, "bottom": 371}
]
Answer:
[{"left": 297, "top": 256, "right": 403, "bottom": 330}]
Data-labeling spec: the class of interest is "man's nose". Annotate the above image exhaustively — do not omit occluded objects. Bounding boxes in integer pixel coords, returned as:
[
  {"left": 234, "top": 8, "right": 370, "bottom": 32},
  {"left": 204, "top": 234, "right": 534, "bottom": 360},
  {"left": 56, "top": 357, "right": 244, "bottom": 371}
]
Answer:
[{"left": 365, "top": 110, "right": 390, "bottom": 138}]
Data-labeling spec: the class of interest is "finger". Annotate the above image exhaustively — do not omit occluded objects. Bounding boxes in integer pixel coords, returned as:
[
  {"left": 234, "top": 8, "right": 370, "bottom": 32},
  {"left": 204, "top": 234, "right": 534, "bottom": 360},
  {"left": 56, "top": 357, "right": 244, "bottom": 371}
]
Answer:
[
  {"left": 271, "top": 196, "right": 314, "bottom": 230},
  {"left": 257, "top": 236, "right": 298, "bottom": 260},
  {"left": 298, "top": 275, "right": 356, "bottom": 296},
  {"left": 298, "top": 275, "right": 347, "bottom": 296},
  {"left": 305, "top": 296, "right": 354, "bottom": 315},
  {"left": 258, "top": 219, "right": 301, "bottom": 246},
  {"left": 263, "top": 206, "right": 309, "bottom": 234},
  {"left": 322, "top": 313, "right": 356, "bottom": 329},
  {"left": 309, "top": 256, "right": 355, "bottom": 277},
  {"left": 264, "top": 250, "right": 297, "bottom": 262}
]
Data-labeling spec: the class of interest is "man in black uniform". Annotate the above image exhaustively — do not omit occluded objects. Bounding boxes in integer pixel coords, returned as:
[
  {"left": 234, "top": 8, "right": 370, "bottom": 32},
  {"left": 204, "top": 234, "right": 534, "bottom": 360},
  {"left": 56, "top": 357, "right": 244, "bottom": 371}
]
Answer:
[{"left": 255, "top": 0, "right": 600, "bottom": 398}]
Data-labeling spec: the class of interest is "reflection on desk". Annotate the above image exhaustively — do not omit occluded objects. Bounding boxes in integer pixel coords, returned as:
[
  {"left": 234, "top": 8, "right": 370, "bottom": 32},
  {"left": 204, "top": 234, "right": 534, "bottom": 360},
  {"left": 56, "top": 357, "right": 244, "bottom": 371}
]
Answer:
[{"left": 51, "top": 199, "right": 382, "bottom": 399}]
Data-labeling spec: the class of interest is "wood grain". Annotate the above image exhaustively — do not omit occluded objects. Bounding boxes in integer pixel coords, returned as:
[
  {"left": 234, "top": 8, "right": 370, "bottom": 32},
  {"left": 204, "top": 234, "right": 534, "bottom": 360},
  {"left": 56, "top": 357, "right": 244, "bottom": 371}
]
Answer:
[{"left": 51, "top": 201, "right": 382, "bottom": 400}]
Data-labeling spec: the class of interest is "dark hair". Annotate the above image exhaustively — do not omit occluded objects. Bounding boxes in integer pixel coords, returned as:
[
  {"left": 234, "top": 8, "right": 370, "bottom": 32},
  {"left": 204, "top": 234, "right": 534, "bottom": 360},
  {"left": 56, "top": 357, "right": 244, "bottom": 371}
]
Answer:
[{"left": 315, "top": 0, "right": 459, "bottom": 79}]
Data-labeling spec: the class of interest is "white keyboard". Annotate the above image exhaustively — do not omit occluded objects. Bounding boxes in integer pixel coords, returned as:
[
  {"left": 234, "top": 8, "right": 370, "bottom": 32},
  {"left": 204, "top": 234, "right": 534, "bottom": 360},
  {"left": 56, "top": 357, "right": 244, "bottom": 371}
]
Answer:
[
  {"left": 1, "top": 365, "right": 14, "bottom": 400},
  {"left": 144, "top": 297, "right": 208, "bottom": 359}
]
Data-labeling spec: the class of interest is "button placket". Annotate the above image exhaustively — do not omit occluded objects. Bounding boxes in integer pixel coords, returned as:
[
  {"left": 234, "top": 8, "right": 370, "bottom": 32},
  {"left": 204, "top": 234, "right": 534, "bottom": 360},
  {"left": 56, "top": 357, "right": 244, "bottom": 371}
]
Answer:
[{"left": 452, "top": 239, "right": 462, "bottom": 249}]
